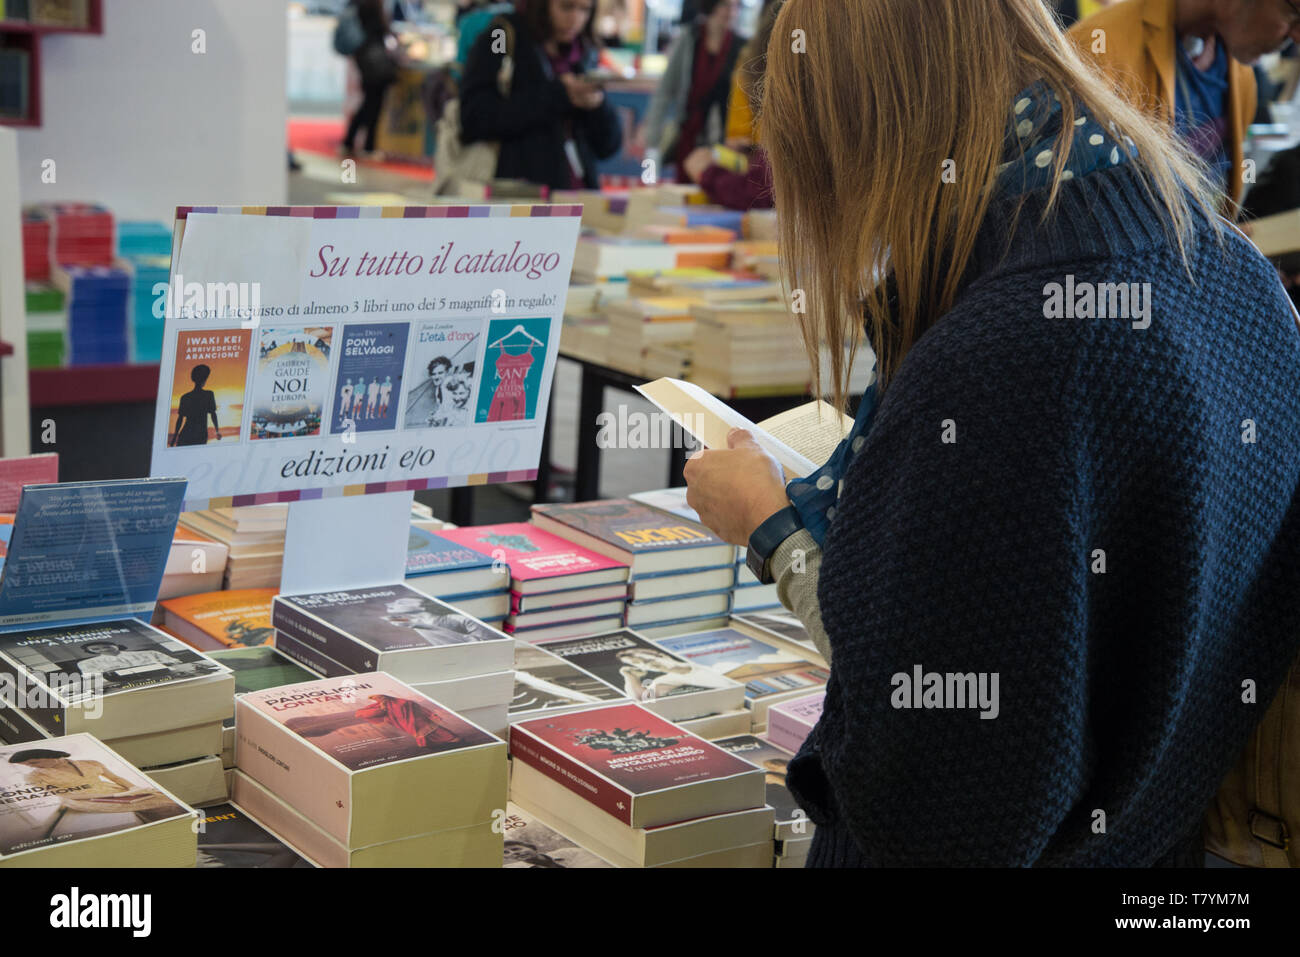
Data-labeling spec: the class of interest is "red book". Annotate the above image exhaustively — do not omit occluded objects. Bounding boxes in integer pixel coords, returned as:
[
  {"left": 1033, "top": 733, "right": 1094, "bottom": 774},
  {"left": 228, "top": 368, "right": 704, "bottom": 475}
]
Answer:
[
  {"left": 437, "top": 523, "right": 629, "bottom": 595},
  {"left": 509, "top": 703, "right": 764, "bottom": 827},
  {"left": 0, "top": 453, "right": 58, "bottom": 513}
]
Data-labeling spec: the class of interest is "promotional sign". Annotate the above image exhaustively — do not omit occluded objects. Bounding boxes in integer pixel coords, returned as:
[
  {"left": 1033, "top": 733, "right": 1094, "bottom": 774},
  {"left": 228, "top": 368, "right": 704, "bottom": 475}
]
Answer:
[{"left": 149, "top": 204, "right": 584, "bottom": 510}]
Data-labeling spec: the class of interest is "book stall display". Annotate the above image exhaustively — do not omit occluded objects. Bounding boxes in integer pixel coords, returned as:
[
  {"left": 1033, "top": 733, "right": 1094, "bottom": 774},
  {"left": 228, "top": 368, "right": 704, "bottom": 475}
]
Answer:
[{"left": 0, "top": 186, "right": 845, "bottom": 872}]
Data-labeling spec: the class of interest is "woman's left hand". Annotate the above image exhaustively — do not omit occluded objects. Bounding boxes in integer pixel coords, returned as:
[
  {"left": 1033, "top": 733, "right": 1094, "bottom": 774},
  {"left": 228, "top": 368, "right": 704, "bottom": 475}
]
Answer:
[{"left": 684, "top": 428, "right": 791, "bottom": 546}]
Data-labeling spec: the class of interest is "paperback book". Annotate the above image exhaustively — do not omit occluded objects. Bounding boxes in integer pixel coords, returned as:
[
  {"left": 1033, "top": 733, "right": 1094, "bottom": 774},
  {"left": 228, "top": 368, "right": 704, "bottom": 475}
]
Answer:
[
  {"left": 436, "top": 523, "right": 629, "bottom": 595},
  {"left": 509, "top": 703, "right": 765, "bottom": 827},
  {"left": 403, "top": 525, "right": 503, "bottom": 596},
  {"left": 158, "top": 588, "right": 276, "bottom": 651},
  {"left": 0, "top": 733, "right": 195, "bottom": 868},
  {"left": 195, "top": 801, "right": 313, "bottom": 868},
  {"left": 537, "top": 630, "right": 743, "bottom": 721},
  {"left": 248, "top": 327, "right": 333, "bottom": 440},
  {"left": 713, "top": 734, "right": 812, "bottom": 841},
  {"left": 530, "top": 499, "right": 733, "bottom": 577},
  {"left": 272, "top": 583, "right": 513, "bottom": 682},
  {"left": 236, "top": 672, "right": 506, "bottom": 848},
  {"left": 510, "top": 641, "right": 628, "bottom": 720},
  {"left": 330, "top": 323, "right": 407, "bottom": 435},
  {"left": 0, "top": 618, "right": 233, "bottom": 739}
]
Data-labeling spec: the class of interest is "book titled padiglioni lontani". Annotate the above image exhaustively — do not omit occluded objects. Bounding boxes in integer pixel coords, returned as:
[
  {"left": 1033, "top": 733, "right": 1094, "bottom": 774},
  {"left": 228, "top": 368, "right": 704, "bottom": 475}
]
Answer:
[
  {"left": 0, "top": 733, "right": 196, "bottom": 868},
  {"left": 235, "top": 672, "right": 506, "bottom": 849}
]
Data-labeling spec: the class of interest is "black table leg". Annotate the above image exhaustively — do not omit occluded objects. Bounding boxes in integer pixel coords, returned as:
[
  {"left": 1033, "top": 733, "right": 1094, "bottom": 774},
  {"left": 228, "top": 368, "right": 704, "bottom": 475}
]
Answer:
[
  {"left": 449, "top": 486, "right": 474, "bottom": 526},
  {"left": 534, "top": 388, "right": 555, "bottom": 504},
  {"left": 575, "top": 364, "right": 604, "bottom": 502}
]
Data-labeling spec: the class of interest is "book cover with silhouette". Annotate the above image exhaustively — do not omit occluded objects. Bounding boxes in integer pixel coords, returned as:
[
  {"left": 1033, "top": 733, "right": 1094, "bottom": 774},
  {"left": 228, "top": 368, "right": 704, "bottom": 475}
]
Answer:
[
  {"left": 476, "top": 316, "right": 550, "bottom": 423},
  {"left": 0, "top": 733, "right": 191, "bottom": 861},
  {"left": 166, "top": 329, "right": 251, "bottom": 447},
  {"left": 402, "top": 319, "right": 481, "bottom": 430},
  {"left": 248, "top": 327, "right": 333, "bottom": 440},
  {"left": 238, "top": 673, "right": 497, "bottom": 773},
  {"left": 329, "top": 323, "right": 407, "bottom": 436}
]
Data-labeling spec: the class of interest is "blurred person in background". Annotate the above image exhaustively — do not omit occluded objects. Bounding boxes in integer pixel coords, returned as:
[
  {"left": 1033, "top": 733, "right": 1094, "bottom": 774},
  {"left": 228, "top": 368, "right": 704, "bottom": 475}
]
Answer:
[
  {"left": 459, "top": 0, "right": 622, "bottom": 189},
  {"left": 678, "top": 0, "right": 781, "bottom": 208},
  {"left": 1069, "top": 0, "right": 1300, "bottom": 211},
  {"left": 341, "top": 0, "right": 400, "bottom": 157},
  {"left": 641, "top": 0, "right": 743, "bottom": 176}
]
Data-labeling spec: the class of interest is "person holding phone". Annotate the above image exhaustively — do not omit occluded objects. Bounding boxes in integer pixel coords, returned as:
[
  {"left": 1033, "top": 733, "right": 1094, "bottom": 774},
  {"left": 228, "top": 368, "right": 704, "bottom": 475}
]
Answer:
[{"left": 459, "top": 0, "right": 622, "bottom": 190}]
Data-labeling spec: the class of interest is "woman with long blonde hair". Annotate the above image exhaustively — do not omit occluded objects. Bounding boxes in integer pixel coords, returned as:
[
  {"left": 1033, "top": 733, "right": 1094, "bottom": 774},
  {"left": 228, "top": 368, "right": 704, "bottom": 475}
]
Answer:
[{"left": 684, "top": 0, "right": 1300, "bottom": 867}]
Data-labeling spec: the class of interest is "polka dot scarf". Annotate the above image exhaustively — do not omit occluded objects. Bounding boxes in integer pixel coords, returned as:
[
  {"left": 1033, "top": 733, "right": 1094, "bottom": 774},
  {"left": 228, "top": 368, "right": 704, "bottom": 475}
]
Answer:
[
  {"left": 784, "top": 82, "right": 1134, "bottom": 547},
  {"left": 998, "top": 80, "right": 1136, "bottom": 193}
]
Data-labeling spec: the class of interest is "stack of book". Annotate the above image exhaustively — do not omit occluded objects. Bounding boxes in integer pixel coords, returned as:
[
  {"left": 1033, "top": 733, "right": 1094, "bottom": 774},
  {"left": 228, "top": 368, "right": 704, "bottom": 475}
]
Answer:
[
  {"left": 116, "top": 220, "right": 172, "bottom": 258},
  {"left": 531, "top": 499, "right": 733, "bottom": 636},
  {"left": 158, "top": 587, "right": 277, "bottom": 652},
  {"left": 642, "top": 204, "right": 745, "bottom": 233},
  {"left": 232, "top": 672, "right": 507, "bottom": 867},
  {"left": 122, "top": 253, "right": 171, "bottom": 362},
  {"left": 178, "top": 505, "right": 287, "bottom": 589},
  {"left": 510, "top": 703, "right": 773, "bottom": 867},
  {"left": 509, "top": 640, "right": 629, "bottom": 724},
  {"left": 403, "top": 524, "right": 510, "bottom": 625},
  {"left": 206, "top": 645, "right": 318, "bottom": 787},
  {"left": 571, "top": 235, "right": 733, "bottom": 284},
  {"left": 765, "top": 690, "right": 824, "bottom": 754},
  {"left": 743, "top": 208, "right": 779, "bottom": 241},
  {"left": 196, "top": 802, "right": 313, "bottom": 868},
  {"left": 689, "top": 300, "right": 808, "bottom": 394},
  {"left": 715, "top": 734, "right": 813, "bottom": 867},
  {"left": 51, "top": 263, "right": 130, "bottom": 365},
  {"left": 46, "top": 202, "right": 115, "bottom": 268},
  {"left": 733, "top": 608, "right": 822, "bottom": 656},
  {"left": 605, "top": 296, "right": 698, "bottom": 369},
  {"left": 270, "top": 583, "right": 515, "bottom": 738},
  {"left": 627, "top": 485, "right": 779, "bottom": 614},
  {"left": 21, "top": 207, "right": 50, "bottom": 281},
  {"left": 651, "top": 620, "right": 829, "bottom": 733},
  {"left": 158, "top": 524, "right": 229, "bottom": 599},
  {"left": 532, "top": 629, "right": 746, "bottom": 732},
  {"left": 501, "top": 802, "right": 612, "bottom": 867},
  {"left": 0, "top": 619, "right": 235, "bottom": 806},
  {"left": 24, "top": 281, "right": 66, "bottom": 369},
  {"left": 0, "top": 734, "right": 197, "bottom": 868},
  {"left": 439, "top": 522, "right": 630, "bottom": 642}
]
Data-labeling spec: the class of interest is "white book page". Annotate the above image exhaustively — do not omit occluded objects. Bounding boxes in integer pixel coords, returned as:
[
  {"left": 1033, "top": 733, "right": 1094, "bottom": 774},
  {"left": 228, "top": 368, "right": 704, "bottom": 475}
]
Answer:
[
  {"left": 756, "top": 402, "right": 852, "bottom": 467},
  {"left": 634, "top": 378, "right": 817, "bottom": 478}
]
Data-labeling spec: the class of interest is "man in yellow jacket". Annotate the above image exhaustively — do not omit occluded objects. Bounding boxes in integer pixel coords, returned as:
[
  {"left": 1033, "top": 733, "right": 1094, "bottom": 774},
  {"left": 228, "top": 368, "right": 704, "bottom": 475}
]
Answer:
[{"left": 1068, "top": 0, "right": 1300, "bottom": 211}]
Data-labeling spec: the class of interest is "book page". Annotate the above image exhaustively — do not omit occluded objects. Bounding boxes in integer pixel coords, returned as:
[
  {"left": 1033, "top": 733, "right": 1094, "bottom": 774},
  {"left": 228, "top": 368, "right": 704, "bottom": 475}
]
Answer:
[
  {"left": 634, "top": 378, "right": 817, "bottom": 479},
  {"left": 1246, "top": 208, "right": 1300, "bottom": 258},
  {"left": 756, "top": 402, "right": 853, "bottom": 467}
]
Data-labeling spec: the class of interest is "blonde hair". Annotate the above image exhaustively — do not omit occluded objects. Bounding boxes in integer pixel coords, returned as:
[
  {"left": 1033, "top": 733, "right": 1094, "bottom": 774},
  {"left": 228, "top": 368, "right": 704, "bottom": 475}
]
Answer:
[{"left": 759, "top": 0, "right": 1218, "bottom": 405}]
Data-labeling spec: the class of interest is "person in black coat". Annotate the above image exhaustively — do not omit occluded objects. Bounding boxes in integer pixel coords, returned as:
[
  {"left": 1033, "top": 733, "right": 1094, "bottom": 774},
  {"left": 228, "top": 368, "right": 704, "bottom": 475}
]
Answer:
[
  {"left": 459, "top": 0, "right": 622, "bottom": 191},
  {"left": 343, "top": 0, "right": 399, "bottom": 156}
]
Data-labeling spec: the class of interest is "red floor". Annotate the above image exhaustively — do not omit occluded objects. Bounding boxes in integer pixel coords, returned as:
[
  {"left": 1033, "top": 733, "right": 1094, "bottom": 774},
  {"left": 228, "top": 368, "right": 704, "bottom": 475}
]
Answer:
[{"left": 288, "top": 116, "right": 435, "bottom": 183}]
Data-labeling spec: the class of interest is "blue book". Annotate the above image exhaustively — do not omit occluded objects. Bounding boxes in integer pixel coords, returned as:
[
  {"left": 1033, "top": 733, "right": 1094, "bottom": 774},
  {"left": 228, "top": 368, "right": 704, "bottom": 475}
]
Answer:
[
  {"left": 0, "top": 477, "right": 186, "bottom": 630},
  {"left": 405, "top": 526, "right": 506, "bottom": 597}
]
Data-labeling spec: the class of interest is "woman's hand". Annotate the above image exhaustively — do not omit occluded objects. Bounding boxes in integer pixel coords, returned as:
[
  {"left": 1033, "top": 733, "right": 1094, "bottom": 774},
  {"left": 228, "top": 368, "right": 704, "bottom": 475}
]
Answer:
[
  {"left": 681, "top": 146, "right": 713, "bottom": 183},
  {"left": 684, "top": 428, "right": 791, "bottom": 546},
  {"left": 560, "top": 74, "right": 604, "bottom": 110}
]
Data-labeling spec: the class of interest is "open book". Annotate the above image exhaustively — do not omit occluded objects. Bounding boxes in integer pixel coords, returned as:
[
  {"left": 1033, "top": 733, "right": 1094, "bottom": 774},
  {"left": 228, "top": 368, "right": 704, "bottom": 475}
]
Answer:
[{"left": 635, "top": 378, "right": 853, "bottom": 479}]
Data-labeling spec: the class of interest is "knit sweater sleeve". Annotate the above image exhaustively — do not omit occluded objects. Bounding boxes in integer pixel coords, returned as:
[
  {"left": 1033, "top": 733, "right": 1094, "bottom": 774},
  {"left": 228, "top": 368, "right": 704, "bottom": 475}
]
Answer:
[{"left": 785, "top": 283, "right": 1093, "bottom": 866}]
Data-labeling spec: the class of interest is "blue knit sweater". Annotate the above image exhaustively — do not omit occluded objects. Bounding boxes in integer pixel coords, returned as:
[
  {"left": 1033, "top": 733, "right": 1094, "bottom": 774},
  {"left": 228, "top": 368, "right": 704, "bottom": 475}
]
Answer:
[{"left": 787, "top": 163, "right": 1300, "bottom": 867}]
